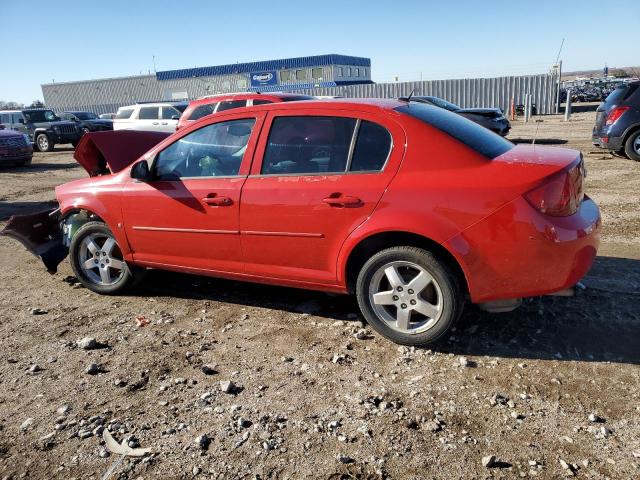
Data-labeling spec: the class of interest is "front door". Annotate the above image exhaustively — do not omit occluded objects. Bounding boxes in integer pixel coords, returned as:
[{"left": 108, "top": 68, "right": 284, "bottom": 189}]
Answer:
[
  {"left": 240, "top": 110, "right": 405, "bottom": 285},
  {"left": 121, "top": 115, "right": 263, "bottom": 273}
]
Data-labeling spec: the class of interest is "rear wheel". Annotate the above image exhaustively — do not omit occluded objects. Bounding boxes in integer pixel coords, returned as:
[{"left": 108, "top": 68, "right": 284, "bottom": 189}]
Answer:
[
  {"left": 69, "top": 221, "right": 136, "bottom": 294},
  {"left": 356, "top": 246, "right": 463, "bottom": 346},
  {"left": 624, "top": 130, "right": 640, "bottom": 162},
  {"left": 35, "top": 133, "right": 53, "bottom": 152}
]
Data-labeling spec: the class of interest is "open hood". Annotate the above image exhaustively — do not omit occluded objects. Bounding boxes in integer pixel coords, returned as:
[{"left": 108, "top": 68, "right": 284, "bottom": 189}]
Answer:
[{"left": 74, "top": 130, "right": 170, "bottom": 176}]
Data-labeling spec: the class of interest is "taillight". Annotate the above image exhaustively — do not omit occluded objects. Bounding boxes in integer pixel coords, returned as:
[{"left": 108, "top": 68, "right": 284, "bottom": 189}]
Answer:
[
  {"left": 525, "top": 159, "right": 585, "bottom": 217},
  {"left": 605, "top": 106, "right": 630, "bottom": 125}
]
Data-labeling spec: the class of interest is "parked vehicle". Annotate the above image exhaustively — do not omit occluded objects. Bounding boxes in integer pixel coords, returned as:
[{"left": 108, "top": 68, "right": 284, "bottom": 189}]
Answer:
[
  {"left": 177, "top": 92, "right": 314, "bottom": 130},
  {"left": 592, "top": 81, "right": 640, "bottom": 161},
  {"left": 0, "top": 128, "right": 33, "bottom": 167},
  {"left": 1, "top": 99, "right": 600, "bottom": 347},
  {"left": 0, "top": 108, "right": 82, "bottom": 151},
  {"left": 99, "top": 113, "right": 116, "bottom": 120},
  {"left": 411, "top": 96, "right": 511, "bottom": 136},
  {"left": 59, "top": 111, "right": 113, "bottom": 134},
  {"left": 113, "top": 103, "right": 185, "bottom": 133}
]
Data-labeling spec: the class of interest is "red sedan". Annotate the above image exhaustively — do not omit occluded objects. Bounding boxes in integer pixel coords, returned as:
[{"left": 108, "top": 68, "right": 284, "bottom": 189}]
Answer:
[{"left": 2, "top": 99, "right": 600, "bottom": 346}]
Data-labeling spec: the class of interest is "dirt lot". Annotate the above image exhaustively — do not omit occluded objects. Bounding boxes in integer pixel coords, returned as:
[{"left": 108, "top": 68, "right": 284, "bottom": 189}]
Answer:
[{"left": 0, "top": 112, "right": 639, "bottom": 479}]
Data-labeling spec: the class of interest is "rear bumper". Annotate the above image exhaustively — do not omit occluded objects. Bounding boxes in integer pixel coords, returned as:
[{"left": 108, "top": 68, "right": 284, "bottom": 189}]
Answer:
[
  {"left": 445, "top": 196, "right": 601, "bottom": 303},
  {"left": 592, "top": 134, "right": 624, "bottom": 151}
]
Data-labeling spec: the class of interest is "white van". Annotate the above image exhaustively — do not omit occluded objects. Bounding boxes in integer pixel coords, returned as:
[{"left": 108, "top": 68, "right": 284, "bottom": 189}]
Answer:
[{"left": 113, "top": 103, "right": 184, "bottom": 133}]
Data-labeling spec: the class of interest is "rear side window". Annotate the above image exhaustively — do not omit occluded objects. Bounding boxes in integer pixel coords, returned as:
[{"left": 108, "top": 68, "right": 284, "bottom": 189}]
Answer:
[
  {"left": 280, "top": 95, "right": 315, "bottom": 102},
  {"left": 350, "top": 121, "right": 392, "bottom": 172},
  {"left": 115, "top": 108, "right": 134, "bottom": 119},
  {"left": 138, "top": 107, "right": 159, "bottom": 120},
  {"left": 188, "top": 104, "right": 217, "bottom": 121},
  {"left": 395, "top": 103, "right": 513, "bottom": 159},
  {"left": 252, "top": 99, "right": 273, "bottom": 106},
  {"left": 0, "top": 113, "right": 11, "bottom": 124},
  {"left": 217, "top": 100, "right": 246, "bottom": 112},
  {"left": 261, "top": 116, "right": 356, "bottom": 175}
]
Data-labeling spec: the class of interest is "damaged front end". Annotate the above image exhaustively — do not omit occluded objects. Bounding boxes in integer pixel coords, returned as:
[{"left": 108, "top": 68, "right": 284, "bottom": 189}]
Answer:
[{"left": 1, "top": 209, "right": 91, "bottom": 273}]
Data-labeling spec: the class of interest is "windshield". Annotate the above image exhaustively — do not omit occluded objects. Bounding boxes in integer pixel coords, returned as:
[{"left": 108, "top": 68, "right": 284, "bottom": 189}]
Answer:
[
  {"left": 418, "top": 96, "right": 460, "bottom": 111},
  {"left": 604, "top": 84, "right": 637, "bottom": 105},
  {"left": 396, "top": 102, "right": 513, "bottom": 159},
  {"left": 24, "top": 110, "right": 60, "bottom": 122},
  {"left": 75, "top": 112, "right": 98, "bottom": 120}
]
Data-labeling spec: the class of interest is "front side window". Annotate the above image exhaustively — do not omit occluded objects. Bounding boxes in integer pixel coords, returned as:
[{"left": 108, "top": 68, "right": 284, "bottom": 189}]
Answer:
[
  {"left": 188, "top": 104, "right": 217, "bottom": 121},
  {"left": 138, "top": 107, "right": 159, "bottom": 120},
  {"left": 350, "top": 121, "right": 392, "bottom": 172},
  {"left": 162, "top": 106, "right": 181, "bottom": 119},
  {"left": 261, "top": 116, "right": 356, "bottom": 175},
  {"left": 217, "top": 100, "right": 247, "bottom": 112},
  {"left": 115, "top": 108, "right": 134, "bottom": 119},
  {"left": 154, "top": 118, "right": 255, "bottom": 179}
]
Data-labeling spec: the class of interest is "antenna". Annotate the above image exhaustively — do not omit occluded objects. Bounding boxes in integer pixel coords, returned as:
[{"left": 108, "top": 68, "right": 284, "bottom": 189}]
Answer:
[
  {"left": 407, "top": 89, "right": 415, "bottom": 102},
  {"left": 555, "top": 38, "right": 565, "bottom": 64}
]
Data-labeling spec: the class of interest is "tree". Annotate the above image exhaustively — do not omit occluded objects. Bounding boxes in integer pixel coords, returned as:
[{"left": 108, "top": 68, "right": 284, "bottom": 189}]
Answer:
[
  {"left": 0, "top": 101, "right": 24, "bottom": 110},
  {"left": 28, "top": 100, "right": 45, "bottom": 108}
]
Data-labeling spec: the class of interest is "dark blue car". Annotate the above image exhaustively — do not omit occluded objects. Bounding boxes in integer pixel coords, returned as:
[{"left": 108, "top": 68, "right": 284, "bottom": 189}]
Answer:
[{"left": 592, "top": 81, "right": 640, "bottom": 161}]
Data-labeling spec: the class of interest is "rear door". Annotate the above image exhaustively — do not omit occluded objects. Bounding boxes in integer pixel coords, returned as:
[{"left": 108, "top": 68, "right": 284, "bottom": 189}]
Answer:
[
  {"left": 136, "top": 106, "right": 161, "bottom": 131},
  {"left": 239, "top": 108, "right": 405, "bottom": 285}
]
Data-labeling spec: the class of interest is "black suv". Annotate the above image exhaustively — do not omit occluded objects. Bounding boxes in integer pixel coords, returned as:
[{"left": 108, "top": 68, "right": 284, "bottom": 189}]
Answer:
[
  {"left": 592, "top": 81, "right": 640, "bottom": 161},
  {"left": 0, "top": 109, "right": 82, "bottom": 152}
]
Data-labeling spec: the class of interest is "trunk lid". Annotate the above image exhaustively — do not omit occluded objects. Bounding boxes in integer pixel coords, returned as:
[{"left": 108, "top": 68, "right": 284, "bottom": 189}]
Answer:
[{"left": 74, "top": 130, "right": 170, "bottom": 176}]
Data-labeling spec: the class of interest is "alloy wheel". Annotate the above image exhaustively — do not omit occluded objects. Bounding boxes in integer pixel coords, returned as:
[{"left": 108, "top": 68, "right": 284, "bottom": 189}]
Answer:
[
  {"left": 37, "top": 135, "right": 49, "bottom": 151},
  {"left": 634, "top": 135, "right": 640, "bottom": 155},
  {"left": 368, "top": 260, "right": 443, "bottom": 334},
  {"left": 78, "top": 233, "right": 126, "bottom": 286}
]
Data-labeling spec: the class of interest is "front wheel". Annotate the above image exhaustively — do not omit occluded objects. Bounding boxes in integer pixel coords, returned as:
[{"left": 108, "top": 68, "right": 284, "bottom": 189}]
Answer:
[
  {"left": 356, "top": 247, "right": 463, "bottom": 346},
  {"left": 35, "top": 133, "right": 53, "bottom": 152},
  {"left": 69, "top": 221, "right": 136, "bottom": 294},
  {"left": 624, "top": 130, "right": 640, "bottom": 162}
]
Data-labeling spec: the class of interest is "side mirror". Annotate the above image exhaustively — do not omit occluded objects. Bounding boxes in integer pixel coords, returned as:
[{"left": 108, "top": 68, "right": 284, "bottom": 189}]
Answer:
[{"left": 131, "top": 160, "right": 150, "bottom": 181}]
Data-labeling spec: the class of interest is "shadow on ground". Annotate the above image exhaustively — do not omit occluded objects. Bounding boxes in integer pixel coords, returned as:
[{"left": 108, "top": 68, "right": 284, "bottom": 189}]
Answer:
[
  {"left": 510, "top": 138, "right": 569, "bottom": 145},
  {"left": 133, "top": 256, "right": 640, "bottom": 365},
  {"left": 0, "top": 161, "right": 77, "bottom": 174}
]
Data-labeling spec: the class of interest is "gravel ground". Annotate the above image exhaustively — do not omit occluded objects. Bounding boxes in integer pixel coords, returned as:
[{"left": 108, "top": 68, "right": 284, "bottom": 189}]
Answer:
[{"left": 0, "top": 112, "right": 639, "bottom": 479}]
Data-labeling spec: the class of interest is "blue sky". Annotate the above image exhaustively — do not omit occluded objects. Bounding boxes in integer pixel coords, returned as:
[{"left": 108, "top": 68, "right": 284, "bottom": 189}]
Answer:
[{"left": 1, "top": 0, "right": 638, "bottom": 104}]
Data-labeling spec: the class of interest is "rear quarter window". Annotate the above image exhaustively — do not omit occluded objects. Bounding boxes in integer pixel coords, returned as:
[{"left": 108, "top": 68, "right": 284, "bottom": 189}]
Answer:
[
  {"left": 395, "top": 103, "right": 513, "bottom": 159},
  {"left": 188, "top": 104, "right": 217, "bottom": 121},
  {"left": 115, "top": 108, "right": 134, "bottom": 119}
]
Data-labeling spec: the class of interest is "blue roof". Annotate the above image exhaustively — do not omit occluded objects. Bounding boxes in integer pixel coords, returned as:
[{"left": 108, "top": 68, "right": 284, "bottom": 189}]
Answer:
[
  {"left": 156, "top": 54, "right": 371, "bottom": 81},
  {"left": 247, "top": 80, "right": 374, "bottom": 92}
]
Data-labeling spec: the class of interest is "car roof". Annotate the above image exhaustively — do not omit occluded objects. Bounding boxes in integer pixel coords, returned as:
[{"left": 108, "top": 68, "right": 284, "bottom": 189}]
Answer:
[
  {"left": 117, "top": 103, "right": 178, "bottom": 109},
  {"left": 189, "top": 92, "right": 314, "bottom": 107}
]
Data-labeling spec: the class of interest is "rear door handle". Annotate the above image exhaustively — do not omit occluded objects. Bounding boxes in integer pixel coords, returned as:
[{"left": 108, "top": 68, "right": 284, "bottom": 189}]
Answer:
[
  {"left": 152, "top": 122, "right": 159, "bottom": 125},
  {"left": 322, "top": 194, "right": 363, "bottom": 207},
  {"left": 202, "top": 194, "right": 233, "bottom": 206}
]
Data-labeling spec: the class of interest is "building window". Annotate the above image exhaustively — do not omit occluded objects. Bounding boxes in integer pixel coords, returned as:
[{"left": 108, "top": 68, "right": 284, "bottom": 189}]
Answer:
[
  {"left": 312, "top": 68, "right": 323, "bottom": 80},
  {"left": 346, "top": 67, "right": 351, "bottom": 77},
  {"left": 354, "top": 68, "right": 360, "bottom": 77},
  {"left": 280, "top": 70, "right": 292, "bottom": 82},
  {"left": 337, "top": 67, "right": 343, "bottom": 77},
  {"left": 237, "top": 78, "right": 248, "bottom": 89},
  {"left": 295, "top": 69, "right": 306, "bottom": 81}
]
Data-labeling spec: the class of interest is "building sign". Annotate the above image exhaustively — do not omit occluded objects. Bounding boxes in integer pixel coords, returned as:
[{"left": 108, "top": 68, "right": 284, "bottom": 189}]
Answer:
[{"left": 250, "top": 71, "right": 278, "bottom": 87}]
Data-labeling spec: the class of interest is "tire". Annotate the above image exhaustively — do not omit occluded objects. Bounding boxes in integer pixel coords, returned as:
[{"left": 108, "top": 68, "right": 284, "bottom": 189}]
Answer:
[
  {"left": 71, "top": 141, "right": 79, "bottom": 148},
  {"left": 356, "top": 246, "right": 463, "bottom": 346},
  {"left": 69, "top": 221, "right": 136, "bottom": 294},
  {"left": 35, "top": 133, "right": 53, "bottom": 152},
  {"left": 623, "top": 130, "right": 640, "bottom": 162}
]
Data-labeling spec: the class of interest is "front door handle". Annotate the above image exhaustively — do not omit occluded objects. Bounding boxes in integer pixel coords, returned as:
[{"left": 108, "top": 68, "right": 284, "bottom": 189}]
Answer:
[
  {"left": 152, "top": 122, "right": 159, "bottom": 125},
  {"left": 322, "top": 194, "right": 363, "bottom": 207},
  {"left": 202, "top": 195, "right": 233, "bottom": 206}
]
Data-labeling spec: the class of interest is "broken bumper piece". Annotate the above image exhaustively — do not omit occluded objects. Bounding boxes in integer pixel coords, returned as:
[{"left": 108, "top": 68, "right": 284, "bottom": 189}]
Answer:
[{"left": 0, "top": 208, "right": 68, "bottom": 273}]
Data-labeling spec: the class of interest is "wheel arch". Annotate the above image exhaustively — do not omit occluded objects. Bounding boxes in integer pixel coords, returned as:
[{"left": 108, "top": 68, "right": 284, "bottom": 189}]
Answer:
[
  {"left": 622, "top": 122, "right": 640, "bottom": 144},
  {"left": 342, "top": 230, "right": 470, "bottom": 296}
]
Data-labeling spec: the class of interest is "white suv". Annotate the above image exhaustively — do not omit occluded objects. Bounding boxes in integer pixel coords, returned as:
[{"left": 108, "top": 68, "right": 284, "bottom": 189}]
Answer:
[{"left": 113, "top": 103, "right": 184, "bottom": 133}]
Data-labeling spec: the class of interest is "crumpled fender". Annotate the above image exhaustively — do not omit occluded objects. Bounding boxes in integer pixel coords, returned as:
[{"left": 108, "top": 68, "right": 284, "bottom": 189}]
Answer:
[{"left": 0, "top": 208, "right": 68, "bottom": 273}]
